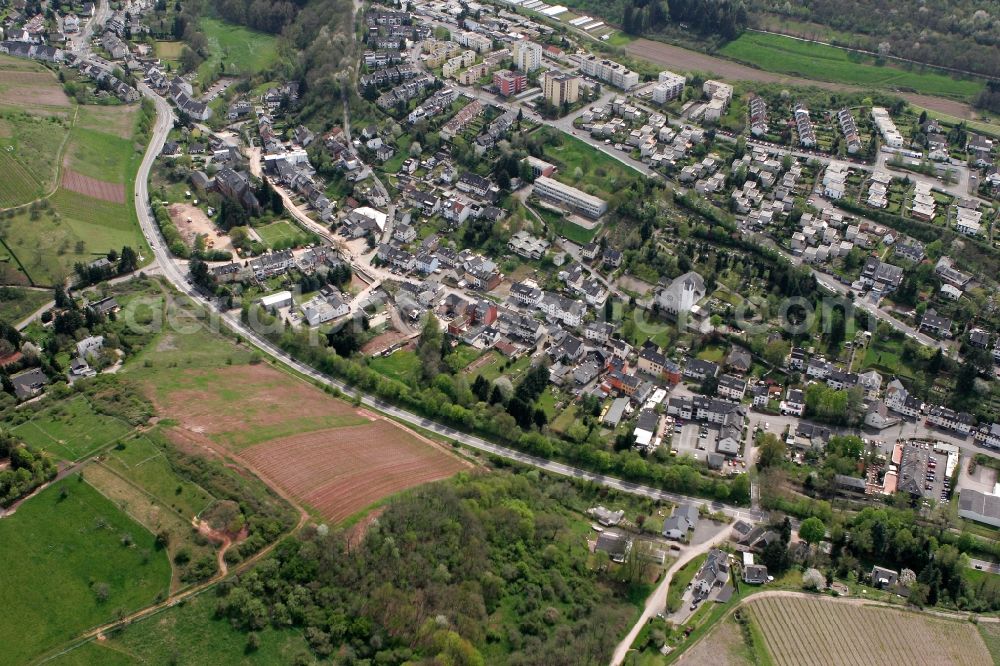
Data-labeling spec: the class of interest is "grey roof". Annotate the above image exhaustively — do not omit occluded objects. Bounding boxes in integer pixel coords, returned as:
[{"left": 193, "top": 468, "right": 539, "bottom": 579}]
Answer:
[
  {"left": 636, "top": 408, "right": 658, "bottom": 432},
  {"left": 835, "top": 474, "right": 867, "bottom": 490},
  {"left": 960, "top": 489, "right": 1000, "bottom": 523},
  {"left": 11, "top": 367, "right": 48, "bottom": 400},
  {"left": 603, "top": 397, "right": 629, "bottom": 426},
  {"left": 595, "top": 530, "right": 629, "bottom": 556}
]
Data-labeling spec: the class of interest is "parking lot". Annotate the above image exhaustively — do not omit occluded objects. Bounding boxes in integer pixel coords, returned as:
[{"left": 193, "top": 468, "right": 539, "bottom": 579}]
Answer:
[
  {"left": 671, "top": 422, "right": 718, "bottom": 462},
  {"left": 899, "top": 441, "right": 951, "bottom": 502}
]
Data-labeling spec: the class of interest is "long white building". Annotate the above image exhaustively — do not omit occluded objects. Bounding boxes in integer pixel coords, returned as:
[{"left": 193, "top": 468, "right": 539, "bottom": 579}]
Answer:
[
  {"left": 577, "top": 55, "right": 639, "bottom": 90},
  {"left": 533, "top": 176, "right": 608, "bottom": 218},
  {"left": 871, "top": 107, "right": 904, "bottom": 148}
]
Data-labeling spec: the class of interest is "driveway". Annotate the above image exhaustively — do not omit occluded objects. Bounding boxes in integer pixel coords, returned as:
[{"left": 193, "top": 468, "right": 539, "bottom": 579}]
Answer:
[{"left": 610, "top": 521, "right": 735, "bottom": 666}]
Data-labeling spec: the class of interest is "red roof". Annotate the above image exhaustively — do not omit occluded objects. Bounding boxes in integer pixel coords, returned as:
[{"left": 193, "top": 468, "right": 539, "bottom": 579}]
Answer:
[{"left": 0, "top": 351, "right": 22, "bottom": 368}]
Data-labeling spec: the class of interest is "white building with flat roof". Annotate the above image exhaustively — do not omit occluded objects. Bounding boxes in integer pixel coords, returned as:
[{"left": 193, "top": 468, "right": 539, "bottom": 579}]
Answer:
[
  {"left": 260, "top": 290, "right": 293, "bottom": 312},
  {"left": 871, "top": 107, "right": 903, "bottom": 148},
  {"left": 652, "top": 70, "right": 684, "bottom": 104},
  {"left": 533, "top": 176, "right": 607, "bottom": 218},
  {"left": 577, "top": 55, "right": 639, "bottom": 89},
  {"left": 513, "top": 40, "right": 542, "bottom": 72}
]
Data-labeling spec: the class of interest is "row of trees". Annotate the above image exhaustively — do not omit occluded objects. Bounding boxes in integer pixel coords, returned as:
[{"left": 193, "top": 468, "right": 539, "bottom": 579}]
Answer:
[
  {"left": 751, "top": 0, "right": 1000, "bottom": 81},
  {"left": 250, "top": 306, "right": 750, "bottom": 504}
]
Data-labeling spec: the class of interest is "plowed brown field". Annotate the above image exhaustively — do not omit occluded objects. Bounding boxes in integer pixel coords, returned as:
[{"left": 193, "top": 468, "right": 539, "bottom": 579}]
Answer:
[
  {"left": 61, "top": 168, "right": 126, "bottom": 203},
  {"left": 242, "top": 421, "right": 470, "bottom": 523},
  {"left": 150, "top": 363, "right": 469, "bottom": 523}
]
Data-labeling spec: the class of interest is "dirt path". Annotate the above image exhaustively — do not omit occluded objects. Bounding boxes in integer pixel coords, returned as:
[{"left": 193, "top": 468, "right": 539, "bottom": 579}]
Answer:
[
  {"left": 55, "top": 424, "right": 312, "bottom": 652},
  {"left": 625, "top": 39, "right": 978, "bottom": 119},
  {"left": 0, "top": 459, "right": 80, "bottom": 518}
]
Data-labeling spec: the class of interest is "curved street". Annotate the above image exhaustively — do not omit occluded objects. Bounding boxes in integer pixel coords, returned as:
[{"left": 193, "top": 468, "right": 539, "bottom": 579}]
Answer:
[{"left": 130, "top": 83, "right": 765, "bottom": 525}]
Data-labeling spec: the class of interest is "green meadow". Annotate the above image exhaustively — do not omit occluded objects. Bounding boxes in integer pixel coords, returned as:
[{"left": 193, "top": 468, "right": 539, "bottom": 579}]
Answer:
[{"left": 719, "top": 32, "right": 985, "bottom": 101}]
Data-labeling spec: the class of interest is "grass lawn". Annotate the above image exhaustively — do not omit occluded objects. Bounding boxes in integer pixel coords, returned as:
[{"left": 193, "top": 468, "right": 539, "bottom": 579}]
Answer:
[
  {"left": 75, "top": 105, "right": 139, "bottom": 140},
  {"left": 65, "top": 125, "right": 139, "bottom": 183},
  {"left": 0, "top": 286, "right": 51, "bottom": 322},
  {"left": 667, "top": 554, "right": 706, "bottom": 613},
  {"left": 0, "top": 110, "right": 71, "bottom": 205},
  {"left": 603, "top": 32, "right": 635, "bottom": 48},
  {"left": 0, "top": 476, "right": 171, "bottom": 664},
  {"left": 369, "top": 349, "right": 422, "bottom": 385},
  {"left": 719, "top": 32, "right": 985, "bottom": 102},
  {"left": 551, "top": 404, "right": 579, "bottom": 434},
  {"left": 862, "top": 340, "right": 918, "bottom": 379},
  {"left": 543, "top": 133, "right": 641, "bottom": 200},
  {"left": 445, "top": 343, "right": 481, "bottom": 373},
  {"left": 553, "top": 217, "right": 599, "bottom": 244},
  {"left": 154, "top": 40, "right": 184, "bottom": 68},
  {"left": 696, "top": 344, "right": 726, "bottom": 363},
  {"left": 55, "top": 590, "right": 309, "bottom": 665},
  {"left": 538, "top": 386, "right": 559, "bottom": 419},
  {"left": 12, "top": 395, "right": 133, "bottom": 460},
  {"left": 102, "top": 435, "right": 215, "bottom": 519},
  {"left": 197, "top": 18, "right": 279, "bottom": 84},
  {"left": 463, "top": 349, "right": 503, "bottom": 381},
  {"left": 255, "top": 219, "right": 312, "bottom": 249}
]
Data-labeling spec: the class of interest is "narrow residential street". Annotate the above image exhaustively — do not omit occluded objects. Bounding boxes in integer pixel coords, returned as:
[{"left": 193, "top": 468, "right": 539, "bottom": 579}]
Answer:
[{"left": 610, "top": 521, "right": 735, "bottom": 666}]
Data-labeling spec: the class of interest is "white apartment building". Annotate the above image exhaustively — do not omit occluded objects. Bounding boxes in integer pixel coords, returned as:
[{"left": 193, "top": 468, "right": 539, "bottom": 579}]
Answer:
[
  {"left": 871, "top": 107, "right": 904, "bottom": 148},
  {"left": 577, "top": 55, "right": 639, "bottom": 90},
  {"left": 533, "top": 176, "right": 608, "bottom": 218},
  {"left": 513, "top": 40, "right": 543, "bottom": 73},
  {"left": 652, "top": 70, "right": 685, "bottom": 104}
]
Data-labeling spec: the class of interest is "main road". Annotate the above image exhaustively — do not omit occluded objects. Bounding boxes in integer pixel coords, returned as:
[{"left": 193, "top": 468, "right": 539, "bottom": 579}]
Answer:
[{"left": 131, "top": 84, "right": 765, "bottom": 525}]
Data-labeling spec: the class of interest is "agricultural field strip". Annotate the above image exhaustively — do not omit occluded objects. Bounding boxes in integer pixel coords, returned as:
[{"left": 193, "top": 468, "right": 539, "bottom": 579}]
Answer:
[
  {"left": 103, "top": 441, "right": 217, "bottom": 517},
  {"left": 238, "top": 419, "right": 469, "bottom": 523},
  {"left": 91, "top": 459, "right": 205, "bottom": 526},
  {"left": 11, "top": 397, "right": 136, "bottom": 460},
  {"left": 749, "top": 595, "right": 989, "bottom": 666}
]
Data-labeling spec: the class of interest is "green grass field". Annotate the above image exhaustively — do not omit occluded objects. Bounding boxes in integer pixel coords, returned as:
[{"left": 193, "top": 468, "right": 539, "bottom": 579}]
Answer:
[
  {"left": 0, "top": 110, "right": 72, "bottom": 205},
  {"left": 153, "top": 40, "right": 184, "bottom": 69},
  {"left": 543, "top": 134, "right": 642, "bottom": 200},
  {"left": 0, "top": 285, "right": 51, "bottom": 322},
  {"left": 255, "top": 219, "right": 311, "bottom": 249},
  {"left": 719, "top": 32, "right": 985, "bottom": 101},
  {"left": 553, "top": 217, "right": 599, "bottom": 244},
  {"left": 0, "top": 476, "right": 171, "bottom": 664},
  {"left": 51, "top": 591, "right": 309, "bottom": 665},
  {"left": 12, "top": 395, "right": 133, "bottom": 460},
  {"left": 369, "top": 349, "right": 422, "bottom": 384},
  {"left": 197, "top": 18, "right": 279, "bottom": 83},
  {"left": 0, "top": 148, "right": 45, "bottom": 206},
  {"left": 1, "top": 188, "right": 145, "bottom": 286},
  {"left": 65, "top": 125, "right": 139, "bottom": 183},
  {"left": 103, "top": 435, "right": 215, "bottom": 519}
]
